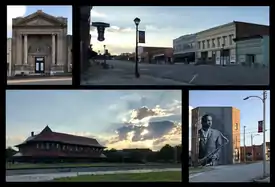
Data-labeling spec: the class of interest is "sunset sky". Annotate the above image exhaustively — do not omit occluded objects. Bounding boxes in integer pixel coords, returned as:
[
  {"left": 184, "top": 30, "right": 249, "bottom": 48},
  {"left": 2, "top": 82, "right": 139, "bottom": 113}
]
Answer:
[{"left": 6, "top": 90, "right": 182, "bottom": 151}]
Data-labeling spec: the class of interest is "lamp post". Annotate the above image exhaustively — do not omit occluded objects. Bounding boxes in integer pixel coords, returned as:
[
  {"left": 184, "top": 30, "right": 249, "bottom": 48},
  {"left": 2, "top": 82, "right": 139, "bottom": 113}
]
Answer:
[
  {"left": 251, "top": 133, "right": 260, "bottom": 161},
  {"left": 134, "top": 17, "right": 141, "bottom": 78},
  {"left": 103, "top": 45, "right": 106, "bottom": 64},
  {"left": 221, "top": 43, "right": 225, "bottom": 66},
  {"left": 243, "top": 90, "right": 267, "bottom": 177}
]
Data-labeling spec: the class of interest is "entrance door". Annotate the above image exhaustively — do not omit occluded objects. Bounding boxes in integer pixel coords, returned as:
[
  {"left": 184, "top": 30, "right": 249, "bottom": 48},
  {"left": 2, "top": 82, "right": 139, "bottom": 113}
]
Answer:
[{"left": 35, "top": 57, "right": 45, "bottom": 73}]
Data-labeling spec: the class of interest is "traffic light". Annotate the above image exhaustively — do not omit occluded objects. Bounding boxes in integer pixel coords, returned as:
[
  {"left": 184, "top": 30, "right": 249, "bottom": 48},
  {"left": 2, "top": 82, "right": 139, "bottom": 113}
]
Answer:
[{"left": 258, "top": 120, "right": 263, "bottom": 133}]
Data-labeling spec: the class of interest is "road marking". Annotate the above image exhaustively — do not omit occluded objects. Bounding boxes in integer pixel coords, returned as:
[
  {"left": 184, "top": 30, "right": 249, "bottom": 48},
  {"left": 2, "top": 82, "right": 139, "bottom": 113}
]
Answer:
[
  {"left": 7, "top": 78, "right": 72, "bottom": 83},
  {"left": 189, "top": 74, "right": 198, "bottom": 84}
]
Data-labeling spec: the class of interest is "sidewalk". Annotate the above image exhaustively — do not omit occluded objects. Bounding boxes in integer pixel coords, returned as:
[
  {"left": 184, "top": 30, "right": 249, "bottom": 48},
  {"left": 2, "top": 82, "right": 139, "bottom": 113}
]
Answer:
[{"left": 81, "top": 66, "right": 188, "bottom": 85}]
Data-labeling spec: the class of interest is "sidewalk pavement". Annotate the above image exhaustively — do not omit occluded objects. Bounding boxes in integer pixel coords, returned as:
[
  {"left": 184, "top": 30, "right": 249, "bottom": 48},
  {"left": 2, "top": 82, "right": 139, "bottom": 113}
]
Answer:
[
  {"left": 81, "top": 66, "right": 189, "bottom": 85},
  {"left": 6, "top": 168, "right": 181, "bottom": 182}
]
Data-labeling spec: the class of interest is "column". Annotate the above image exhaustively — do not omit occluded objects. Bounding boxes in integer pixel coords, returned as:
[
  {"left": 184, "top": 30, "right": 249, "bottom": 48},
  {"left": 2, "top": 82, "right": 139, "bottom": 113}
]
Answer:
[
  {"left": 52, "top": 34, "right": 56, "bottom": 65},
  {"left": 24, "top": 34, "right": 28, "bottom": 64},
  {"left": 16, "top": 34, "right": 22, "bottom": 65},
  {"left": 57, "top": 33, "right": 62, "bottom": 65}
]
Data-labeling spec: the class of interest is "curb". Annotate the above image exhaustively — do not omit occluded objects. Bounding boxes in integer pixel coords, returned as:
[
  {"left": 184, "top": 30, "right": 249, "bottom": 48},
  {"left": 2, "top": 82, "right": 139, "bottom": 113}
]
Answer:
[{"left": 7, "top": 74, "right": 72, "bottom": 80}]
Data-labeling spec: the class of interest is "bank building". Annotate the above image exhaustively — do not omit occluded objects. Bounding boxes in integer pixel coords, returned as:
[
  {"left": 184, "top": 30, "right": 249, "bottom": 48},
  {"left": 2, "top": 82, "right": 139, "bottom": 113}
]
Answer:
[{"left": 8, "top": 10, "right": 72, "bottom": 76}]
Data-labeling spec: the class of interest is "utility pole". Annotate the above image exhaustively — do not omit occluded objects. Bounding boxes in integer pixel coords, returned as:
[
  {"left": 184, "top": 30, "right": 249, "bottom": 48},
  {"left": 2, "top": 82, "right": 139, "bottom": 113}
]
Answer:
[
  {"left": 251, "top": 134, "right": 254, "bottom": 161},
  {"left": 243, "top": 126, "right": 246, "bottom": 163},
  {"left": 263, "top": 90, "right": 267, "bottom": 177}
]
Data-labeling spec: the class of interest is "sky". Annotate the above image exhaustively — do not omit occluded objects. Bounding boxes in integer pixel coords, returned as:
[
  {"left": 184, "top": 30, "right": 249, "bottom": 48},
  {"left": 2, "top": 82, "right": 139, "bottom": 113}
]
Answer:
[
  {"left": 7, "top": 5, "right": 72, "bottom": 38},
  {"left": 90, "top": 6, "right": 270, "bottom": 55},
  {"left": 6, "top": 90, "right": 182, "bottom": 151},
  {"left": 189, "top": 90, "right": 270, "bottom": 150}
]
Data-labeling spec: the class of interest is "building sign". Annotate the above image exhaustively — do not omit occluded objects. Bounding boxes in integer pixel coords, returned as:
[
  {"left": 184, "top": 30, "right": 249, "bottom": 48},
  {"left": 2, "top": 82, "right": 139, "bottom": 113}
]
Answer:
[
  {"left": 258, "top": 120, "right": 263, "bottom": 133},
  {"left": 139, "top": 30, "right": 145, "bottom": 43}
]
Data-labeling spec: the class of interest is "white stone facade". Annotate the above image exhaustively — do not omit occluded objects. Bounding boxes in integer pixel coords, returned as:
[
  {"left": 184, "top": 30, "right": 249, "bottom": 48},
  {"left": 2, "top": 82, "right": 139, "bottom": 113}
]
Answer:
[{"left": 11, "top": 10, "right": 72, "bottom": 76}]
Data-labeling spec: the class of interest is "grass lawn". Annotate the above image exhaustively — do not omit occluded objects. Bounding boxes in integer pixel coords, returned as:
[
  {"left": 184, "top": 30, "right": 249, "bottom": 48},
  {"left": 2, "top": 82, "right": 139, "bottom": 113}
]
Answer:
[
  {"left": 54, "top": 171, "right": 182, "bottom": 182},
  {"left": 6, "top": 162, "right": 134, "bottom": 169}
]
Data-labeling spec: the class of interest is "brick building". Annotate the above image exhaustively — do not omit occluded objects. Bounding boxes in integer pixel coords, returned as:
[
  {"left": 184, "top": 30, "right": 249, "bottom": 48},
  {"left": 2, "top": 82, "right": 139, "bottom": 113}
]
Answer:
[
  {"left": 137, "top": 46, "right": 173, "bottom": 63},
  {"left": 240, "top": 142, "right": 270, "bottom": 161},
  {"left": 12, "top": 126, "right": 106, "bottom": 163}
]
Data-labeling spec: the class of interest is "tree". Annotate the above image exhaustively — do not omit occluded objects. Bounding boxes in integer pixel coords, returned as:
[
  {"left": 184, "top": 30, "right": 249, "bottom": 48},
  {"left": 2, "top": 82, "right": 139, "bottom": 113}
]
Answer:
[
  {"left": 158, "top": 144, "right": 174, "bottom": 161},
  {"left": 6, "top": 147, "right": 17, "bottom": 160}
]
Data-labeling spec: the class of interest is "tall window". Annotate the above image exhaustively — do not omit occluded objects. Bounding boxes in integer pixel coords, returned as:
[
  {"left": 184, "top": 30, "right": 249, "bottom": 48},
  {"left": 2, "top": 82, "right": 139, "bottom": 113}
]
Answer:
[
  {"left": 56, "top": 144, "right": 59, "bottom": 149},
  {"left": 202, "top": 41, "right": 205, "bottom": 49},
  {"left": 229, "top": 34, "right": 234, "bottom": 45},
  {"left": 37, "top": 144, "right": 39, "bottom": 149},
  {"left": 198, "top": 41, "right": 201, "bottom": 49},
  {"left": 207, "top": 40, "right": 210, "bottom": 48},
  {"left": 46, "top": 143, "right": 49, "bottom": 149}
]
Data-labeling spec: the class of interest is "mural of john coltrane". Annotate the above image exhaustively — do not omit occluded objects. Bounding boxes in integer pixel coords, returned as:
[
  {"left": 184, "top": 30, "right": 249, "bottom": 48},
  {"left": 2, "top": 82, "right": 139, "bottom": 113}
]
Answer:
[{"left": 198, "top": 114, "right": 228, "bottom": 166}]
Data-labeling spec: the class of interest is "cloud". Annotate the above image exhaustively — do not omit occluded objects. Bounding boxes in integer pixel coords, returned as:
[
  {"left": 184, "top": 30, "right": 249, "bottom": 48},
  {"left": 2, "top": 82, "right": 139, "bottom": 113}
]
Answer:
[
  {"left": 90, "top": 10, "right": 106, "bottom": 18},
  {"left": 6, "top": 92, "right": 182, "bottom": 151},
  {"left": 7, "top": 6, "right": 27, "bottom": 33}
]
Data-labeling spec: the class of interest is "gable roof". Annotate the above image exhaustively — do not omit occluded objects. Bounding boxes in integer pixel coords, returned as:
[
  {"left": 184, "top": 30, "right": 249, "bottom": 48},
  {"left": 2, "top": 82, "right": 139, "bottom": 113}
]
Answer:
[
  {"left": 15, "top": 126, "right": 105, "bottom": 148},
  {"left": 12, "top": 10, "right": 67, "bottom": 27}
]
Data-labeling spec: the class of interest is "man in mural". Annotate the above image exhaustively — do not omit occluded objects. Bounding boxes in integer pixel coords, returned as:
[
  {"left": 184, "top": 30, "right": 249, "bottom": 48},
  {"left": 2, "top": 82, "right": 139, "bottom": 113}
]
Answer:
[{"left": 198, "top": 114, "right": 229, "bottom": 166}]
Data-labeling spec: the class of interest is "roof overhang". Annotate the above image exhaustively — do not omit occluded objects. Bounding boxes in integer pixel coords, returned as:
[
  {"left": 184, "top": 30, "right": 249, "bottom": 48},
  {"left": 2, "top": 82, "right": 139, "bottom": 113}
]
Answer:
[{"left": 233, "top": 35, "right": 263, "bottom": 42}]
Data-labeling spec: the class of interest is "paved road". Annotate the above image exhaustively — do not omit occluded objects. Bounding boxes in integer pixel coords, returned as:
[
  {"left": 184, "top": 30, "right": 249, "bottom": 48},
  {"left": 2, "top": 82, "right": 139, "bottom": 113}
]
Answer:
[
  {"left": 7, "top": 77, "right": 72, "bottom": 85},
  {"left": 189, "top": 161, "right": 270, "bottom": 182},
  {"left": 94, "top": 60, "right": 269, "bottom": 85},
  {"left": 6, "top": 168, "right": 181, "bottom": 182},
  {"left": 7, "top": 164, "right": 181, "bottom": 176}
]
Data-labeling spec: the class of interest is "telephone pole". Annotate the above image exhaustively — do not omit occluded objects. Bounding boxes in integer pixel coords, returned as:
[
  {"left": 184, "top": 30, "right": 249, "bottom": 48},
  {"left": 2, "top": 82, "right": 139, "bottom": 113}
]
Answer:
[{"left": 243, "top": 126, "right": 246, "bottom": 163}]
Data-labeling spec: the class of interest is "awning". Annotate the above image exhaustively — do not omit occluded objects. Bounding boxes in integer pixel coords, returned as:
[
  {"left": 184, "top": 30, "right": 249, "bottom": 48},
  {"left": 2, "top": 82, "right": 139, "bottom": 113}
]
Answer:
[{"left": 153, "top": 53, "right": 165, "bottom": 58}]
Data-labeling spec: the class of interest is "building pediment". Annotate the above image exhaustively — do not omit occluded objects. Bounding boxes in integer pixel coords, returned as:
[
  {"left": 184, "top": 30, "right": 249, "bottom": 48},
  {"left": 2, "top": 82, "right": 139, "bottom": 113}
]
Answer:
[{"left": 12, "top": 10, "right": 67, "bottom": 27}]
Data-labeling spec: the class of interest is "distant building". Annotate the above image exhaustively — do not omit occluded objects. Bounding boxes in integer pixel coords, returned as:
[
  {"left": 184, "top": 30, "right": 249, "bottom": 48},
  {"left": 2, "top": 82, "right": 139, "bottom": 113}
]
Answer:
[
  {"left": 240, "top": 142, "right": 270, "bottom": 161},
  {"left": 234, "top": 35, "right": 269, "bottom": 67},
  {"left": 137, "top": 46, "right": 173, "bottom": 63},
  {"left": 173, "top": 34, "right": 196, "bottom": 63},
  {"left": 12, "top": 126, "right": 106, "bottom": 163},
  {"left": 191, "top": 107, "right": 241, "bottom": 165}
]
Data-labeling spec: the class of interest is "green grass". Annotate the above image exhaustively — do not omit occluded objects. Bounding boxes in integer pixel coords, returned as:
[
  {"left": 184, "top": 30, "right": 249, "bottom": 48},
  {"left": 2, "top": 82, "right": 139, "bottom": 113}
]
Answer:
[
  {"left": 54, "top": 171, "right": 182, "bottom": 182},
  {"left": 6, "top": 162, "right": 138, "bottom": 169}
]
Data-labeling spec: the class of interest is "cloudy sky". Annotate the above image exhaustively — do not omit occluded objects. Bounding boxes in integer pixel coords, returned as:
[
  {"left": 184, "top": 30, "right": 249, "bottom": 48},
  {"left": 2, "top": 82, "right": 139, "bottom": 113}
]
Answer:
[
  {"left": 7, "top": 6, "right": 72, "bottom": 38},
  {"left": 189, "top": 91, "right": 270, "bottom": 150},
  {"left": 6, "top": 90, "right": 182, "bottom": 151},
  {"left": 90, "top": 6, "right": 269, "bottom": 54},
  {"left": 7, "top": 6, "right": 269, "bottom": 55}
]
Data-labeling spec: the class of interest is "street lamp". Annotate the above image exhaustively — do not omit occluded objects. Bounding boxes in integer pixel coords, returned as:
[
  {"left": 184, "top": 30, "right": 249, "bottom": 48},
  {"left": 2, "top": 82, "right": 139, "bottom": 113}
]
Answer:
[
  {"left": 221, "top": 44, "right": 225, "bottom": 66},
  {"left": 243, "top": 90, "right": 267, "bottom": 177},
  {"left": 134, "top": 17, "right": 141, "bottom": 78},
  {"left": 251, "top": 133, "right": 260, "bottom": 161},
  {"left": 103, "top": 45, "right": 106, "bottom": 64}
]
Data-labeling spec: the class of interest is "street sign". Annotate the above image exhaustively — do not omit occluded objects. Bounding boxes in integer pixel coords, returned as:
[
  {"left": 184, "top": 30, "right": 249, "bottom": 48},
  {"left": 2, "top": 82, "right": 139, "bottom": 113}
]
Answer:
[
  {"left": 258, "top": 120, "right": 263, "bottom": 133},
  {"left": 139, "top": 30, "right": 145, "bottom": 43}
]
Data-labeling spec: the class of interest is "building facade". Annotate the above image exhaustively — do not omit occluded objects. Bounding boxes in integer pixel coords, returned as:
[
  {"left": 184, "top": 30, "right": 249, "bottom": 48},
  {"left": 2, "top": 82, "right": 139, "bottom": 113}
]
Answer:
[
  {"left": 7, "top": 38, "right": 12, "bottom": 76},
  {"left": 137, "top": 46, "right": 172, "bottom": 63},
  {"left": 234, "top": 35, "right": 269, "bottom": 67},
  {"left": 12, "top": 126, "right": 106, "bottom": 163},
  {"left": 173, "top": 34, "right": 196, "bottom": 63},
  {"left": 11, "top": 10, "right": 72, "bottom": 76},
  {"left": 191, "top": 107, "right": 241, "bottom": 165},
  {"left": 195, "top": 21, "right": 269, "bottom": 65},
  {"left": 240, "top": 142, "right": 270, "bottom": 162}
]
